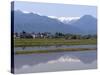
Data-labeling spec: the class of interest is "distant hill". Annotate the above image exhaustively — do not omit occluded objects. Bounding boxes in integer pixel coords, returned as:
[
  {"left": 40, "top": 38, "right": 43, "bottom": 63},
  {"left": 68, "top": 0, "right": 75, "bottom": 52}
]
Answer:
[
  {"left": 48, "top": 15, "right": 97, "bottom": 34},
  {"left": 71, "top": 15, "right": 97, "bottom": 34},
  {"left": 13, "top": 10, "right": 97, "bottom": 34}
]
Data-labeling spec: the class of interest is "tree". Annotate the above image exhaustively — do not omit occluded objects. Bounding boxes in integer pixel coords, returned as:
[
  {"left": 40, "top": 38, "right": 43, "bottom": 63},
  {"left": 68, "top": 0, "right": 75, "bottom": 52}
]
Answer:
[
  {"left": 20, "top": 30, "right": 27, "bottom": 38},
  {"left": 82, "top": 34, "right": 92, "bottom": 39}
]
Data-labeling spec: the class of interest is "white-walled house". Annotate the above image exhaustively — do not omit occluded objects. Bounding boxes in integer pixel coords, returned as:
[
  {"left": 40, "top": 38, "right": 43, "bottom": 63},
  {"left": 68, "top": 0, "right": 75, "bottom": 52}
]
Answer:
[{"left": 32, "top": 34, "right": 36, "bottom": 39}]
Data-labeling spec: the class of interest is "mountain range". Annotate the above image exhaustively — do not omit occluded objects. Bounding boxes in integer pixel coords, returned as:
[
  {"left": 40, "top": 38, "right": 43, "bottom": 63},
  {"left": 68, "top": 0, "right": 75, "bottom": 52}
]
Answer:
[{"left": 13, "top": 10, "right": 97, "bottom": 34}]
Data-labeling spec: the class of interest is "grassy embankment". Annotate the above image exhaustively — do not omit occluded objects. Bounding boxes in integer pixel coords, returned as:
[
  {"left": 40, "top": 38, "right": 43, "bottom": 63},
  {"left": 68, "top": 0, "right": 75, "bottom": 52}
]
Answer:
[
  {"left": 14, "top": 38, "right": 97, "bottom": 47},
  {"left": 15, "top": 47, "right": 97, "bottom": 55}
]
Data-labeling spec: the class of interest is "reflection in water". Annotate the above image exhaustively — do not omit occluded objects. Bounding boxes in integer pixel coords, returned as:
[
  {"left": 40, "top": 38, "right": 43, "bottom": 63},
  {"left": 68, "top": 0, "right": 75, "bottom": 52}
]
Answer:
[
  {"left": 22, "top": 46, "right": 25, "bottom": 50},
  {"left": 14, "top": 45, "right": 97, "bottom": 51},
  {"left": 47, "top": 56, "right": 81, "bottom": 64},
  {"left": 14, "top": 50, "right": 97, "bottom": 74}
]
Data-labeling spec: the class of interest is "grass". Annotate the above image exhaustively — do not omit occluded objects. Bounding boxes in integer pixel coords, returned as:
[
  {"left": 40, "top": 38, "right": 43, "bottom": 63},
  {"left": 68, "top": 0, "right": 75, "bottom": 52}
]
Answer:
[
  {"left": 15, "top": 47, "right": 97, "bottom": 55},
  {"left": 14, "top": 38, "right": 97, "bottom": 47}
]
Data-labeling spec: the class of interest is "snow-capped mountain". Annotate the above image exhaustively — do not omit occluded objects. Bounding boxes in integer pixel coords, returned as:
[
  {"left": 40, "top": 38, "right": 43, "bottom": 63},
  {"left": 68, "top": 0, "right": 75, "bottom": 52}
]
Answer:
[
  {"left": 13, "top": 10, "right": 82, "bottom": 33},
  {"left": 48, "top": 16, "right": 80, "bottom": 24},
  {"left": 19, "top": 10, "right": 80, "bottom": 24},
  {"left": 13, "top": 10, "right": 97, "bottom": 34}
]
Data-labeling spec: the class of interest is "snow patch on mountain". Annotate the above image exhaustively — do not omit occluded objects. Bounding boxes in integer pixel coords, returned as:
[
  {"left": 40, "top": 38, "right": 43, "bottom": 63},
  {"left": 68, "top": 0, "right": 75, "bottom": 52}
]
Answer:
[
  {"left": 48, "top": 16, "right": 80, "bottom": 24},
  {"left": 22, "top": 10, "right": 31, "bottom": 14}
]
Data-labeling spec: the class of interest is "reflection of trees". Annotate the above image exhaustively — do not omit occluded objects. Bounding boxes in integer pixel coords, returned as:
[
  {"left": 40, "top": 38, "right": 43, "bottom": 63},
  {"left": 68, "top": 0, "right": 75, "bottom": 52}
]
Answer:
[
  {"left": 22, "top": 46, "right": 25, "bottom": 50},
  {"left": 14, "top": 51, "right": 97, "bottom": 68}
]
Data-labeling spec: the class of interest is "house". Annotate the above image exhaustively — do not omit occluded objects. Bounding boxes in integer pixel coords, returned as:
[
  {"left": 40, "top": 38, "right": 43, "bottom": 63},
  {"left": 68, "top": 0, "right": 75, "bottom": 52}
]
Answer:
[
  {"left": 31, "top": 33, "right": 36, "bottom": 39},
  {"left": 20, "top": 32, "right": 33, "bottom": 38},
  {"left": 14, "top": 31, "right": 54, "bottom": 39},
  {"left": 14, "top": 32, "right": 20, "bottom": 38}
]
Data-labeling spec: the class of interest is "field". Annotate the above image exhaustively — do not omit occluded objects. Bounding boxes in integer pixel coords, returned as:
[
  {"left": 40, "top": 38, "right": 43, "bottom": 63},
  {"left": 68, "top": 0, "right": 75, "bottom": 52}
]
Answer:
[{"left": 14, "top": 38, "right": 97, "bottom": 47}]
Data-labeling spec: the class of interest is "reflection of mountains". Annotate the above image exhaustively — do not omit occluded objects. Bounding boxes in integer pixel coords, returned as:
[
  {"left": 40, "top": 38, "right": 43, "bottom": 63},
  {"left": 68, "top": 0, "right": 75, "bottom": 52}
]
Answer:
[
  {"left": 14, "top": 50, "right": 97, "bottom": 68},
  {"left": 73, "top": 51, "right": 97, "bottom": 64}
]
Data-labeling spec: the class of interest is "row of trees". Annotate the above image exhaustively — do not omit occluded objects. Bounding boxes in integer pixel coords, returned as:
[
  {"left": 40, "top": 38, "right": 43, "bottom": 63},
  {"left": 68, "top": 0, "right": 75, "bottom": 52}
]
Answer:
[
  {"left": 55, "top": 32, "right": 97, "bottom": 39},
  {"left": 14, "top": 31, "right": 97, "bottom": 39}
]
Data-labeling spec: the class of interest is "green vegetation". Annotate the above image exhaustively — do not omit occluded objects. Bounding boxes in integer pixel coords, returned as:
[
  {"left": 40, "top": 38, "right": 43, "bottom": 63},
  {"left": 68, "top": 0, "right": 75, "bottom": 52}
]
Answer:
[
  {"left": 15, "top": 47, "right": 97, "bottom": 55},
  {"left": 14, "top": 38, "right": 97, "bottom": 47}
]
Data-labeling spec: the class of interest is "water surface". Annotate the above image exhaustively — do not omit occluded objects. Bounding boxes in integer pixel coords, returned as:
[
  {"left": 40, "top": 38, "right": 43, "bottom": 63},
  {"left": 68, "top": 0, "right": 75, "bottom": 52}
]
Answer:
[
  {"left": 14, "top": 50, "right": 97, "bottom": 74},
  {"left": 14, "top": 45, "right": 96, "bottom": 51}
]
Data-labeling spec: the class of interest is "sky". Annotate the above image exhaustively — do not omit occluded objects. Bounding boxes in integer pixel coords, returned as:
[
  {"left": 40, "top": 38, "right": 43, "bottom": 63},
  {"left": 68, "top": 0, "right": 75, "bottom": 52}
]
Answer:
[{"left": 14, "top": 1, "right": 97, "bottom": 18}]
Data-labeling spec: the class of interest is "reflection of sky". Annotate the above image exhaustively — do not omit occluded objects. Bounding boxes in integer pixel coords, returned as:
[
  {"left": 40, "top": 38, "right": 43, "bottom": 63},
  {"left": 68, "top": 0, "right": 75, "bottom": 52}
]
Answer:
[
  {"left": 14, "top": 1, "right": 97, "bottom": 18},
  {"left": 14, "top": 50, "right": 97, "bottom": 74}
]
